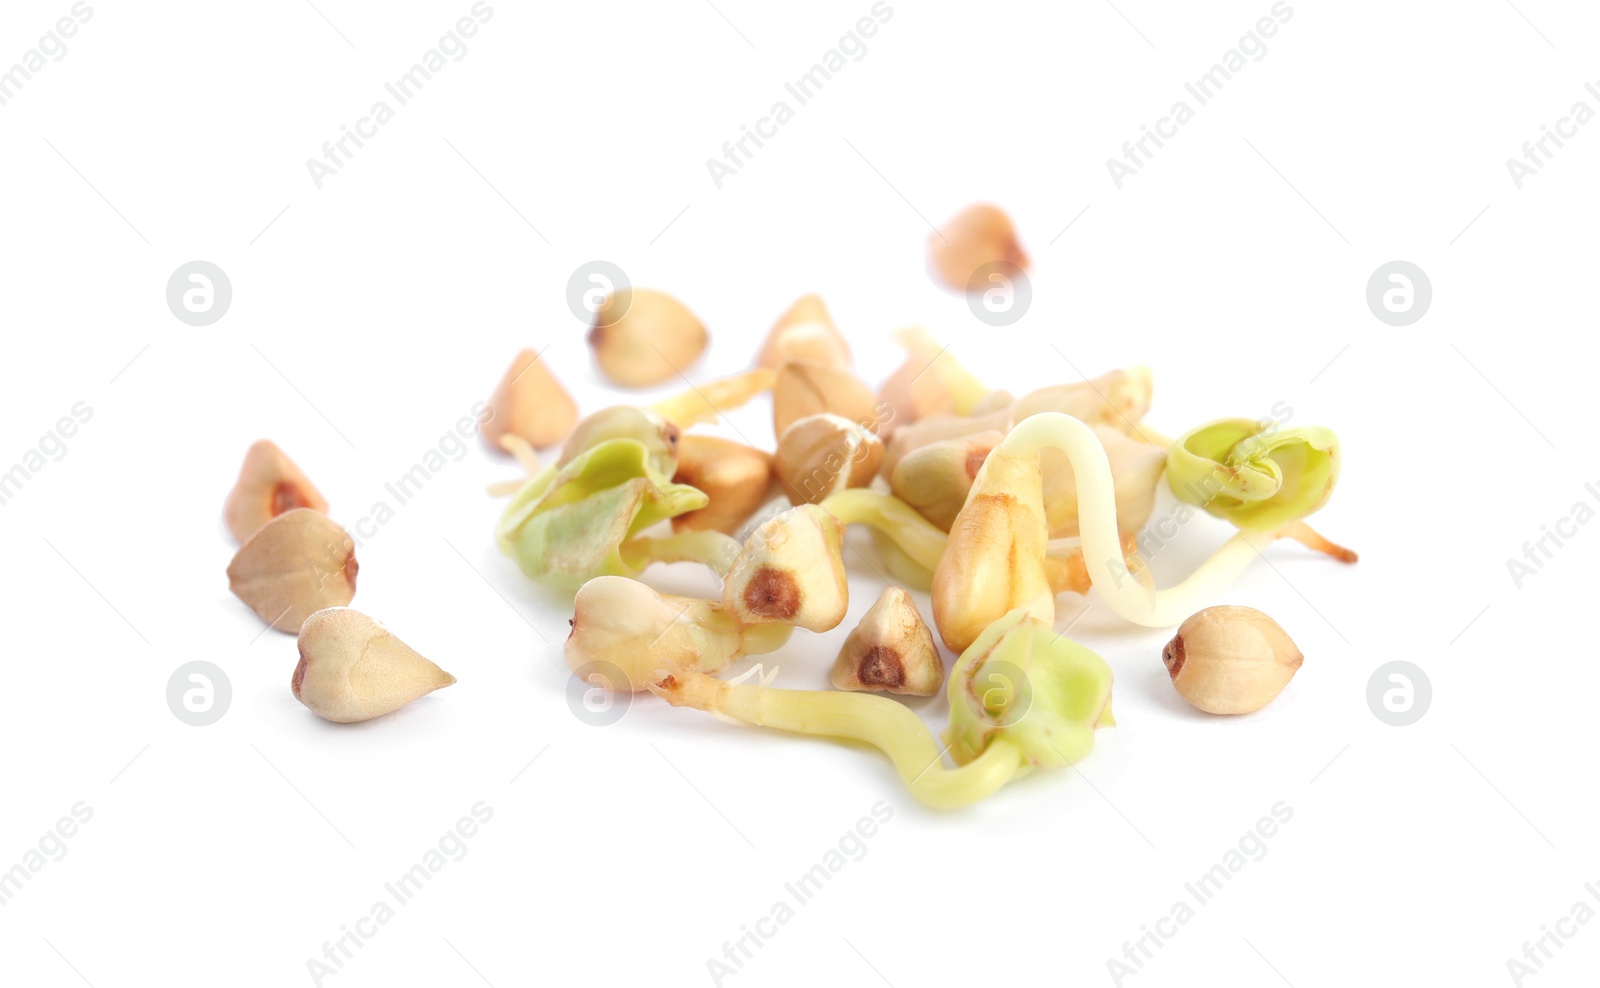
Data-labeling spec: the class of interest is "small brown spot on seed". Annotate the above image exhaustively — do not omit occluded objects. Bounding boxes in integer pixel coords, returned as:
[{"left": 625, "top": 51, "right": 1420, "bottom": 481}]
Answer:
[
  {"left": 343, "top": 549, "right": 360, "bottom": 591},
  {"left": 271, "top": 482, "right": 305, "bottom": 516},
  {"left": 1162, "top": 634, "right": 1185, "bottom": 679},
  {"left": 743, "top": 565, "right": 801, "bottom": 620},
  {"left": 858, "top": 646, "right": 905, "bottom": 688}
]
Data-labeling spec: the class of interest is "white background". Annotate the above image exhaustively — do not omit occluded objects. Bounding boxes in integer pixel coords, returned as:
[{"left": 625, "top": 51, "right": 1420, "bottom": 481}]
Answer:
[{"left": 2, "top": 1, "right": 1596, "bottom": 986}]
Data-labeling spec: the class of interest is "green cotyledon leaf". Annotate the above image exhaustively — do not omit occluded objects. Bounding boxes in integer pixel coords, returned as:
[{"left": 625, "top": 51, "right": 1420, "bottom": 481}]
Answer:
[
  {"left": 1165, "top": 418, "right": 1341, "bottom": 532},
  {"left": 943, "top": 610, "right": 1115, "bottom": 772},
  {"left": 495, "top": 437, "right": 707, "bottom": 587}
]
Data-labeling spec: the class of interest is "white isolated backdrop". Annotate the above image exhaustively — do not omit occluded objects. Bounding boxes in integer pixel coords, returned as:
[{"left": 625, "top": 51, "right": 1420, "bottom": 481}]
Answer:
[{"left": 1, "top": 1, "right": 1596, "bottom": 986}]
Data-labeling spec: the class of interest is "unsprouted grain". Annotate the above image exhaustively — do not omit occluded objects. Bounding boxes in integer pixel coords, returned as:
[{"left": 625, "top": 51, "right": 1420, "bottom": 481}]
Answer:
[
  {"left": 223, "top": 440, "right": 328, "bottom": 544},
  {"left": 831, "top": 588, "right": 943, "bottom": 696},
  {"left": 294, "top": 608, "right": 456, "bottom": 722},
  {"left": 227, "top": 509, "right": 357, "bottom": 633},
  {"left": 587, "top": 288, "right": 708, "bottom": 387},
  {"left": 1163, "top": 606, "right": 1302, "bottom": 715}
]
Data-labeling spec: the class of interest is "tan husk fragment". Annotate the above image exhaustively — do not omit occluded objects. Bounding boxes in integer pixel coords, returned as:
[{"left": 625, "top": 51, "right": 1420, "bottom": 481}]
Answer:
[
  {"left": 773, "top": 413, "right": 884, "bottom": 506},
  {"left": 483, "top": 348, "right": 579, "bottom": 451},
  {"left": 890, "top": 430, "right": 1005, "bottom": 532},
  {"left": 293, "top": 608, "right": 456, "bottom": 722},
  {"left": 671, "top": 435, "right": 773, "bottom": 535},
  {"left": 831, "top": 587, "right": 944, "bottom": 696},
  {"left": 588, "top": 288, "right": 708, "bottom": 387},
  {"left": 772, "top": 360, "right": 881, "bottom": 437},
  {"left": 224, "top": 440, "right": 329, "bottom": 544},
  {"left": 927, "top": 203, "right": 1029, "bottom": 293},
  {"left": 756, "top": 294, "right": 852, "bottom": 369},
  {"left": 1163, "top": 606, "right": 1302, "bottom": 715},
  {"left": 722, "top": 504, "right": 848, "bottom": 632},
  {"left": 227, "top": 509, "right": 357, "bottom": 633}
]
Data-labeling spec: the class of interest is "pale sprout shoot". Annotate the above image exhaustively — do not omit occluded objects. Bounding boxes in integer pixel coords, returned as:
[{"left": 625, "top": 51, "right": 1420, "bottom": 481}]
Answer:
[
  {"left": 564, "top": 500, "right": 1119, "bottom": 809},
  {"left": 651, "top": 368, "right": 776, "bottom": 430},
  {"left": 879, "top": 326, "right": 990, "bottom": 428}
]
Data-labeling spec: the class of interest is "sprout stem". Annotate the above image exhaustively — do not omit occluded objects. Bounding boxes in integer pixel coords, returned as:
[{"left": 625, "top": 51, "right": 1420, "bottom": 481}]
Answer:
[
  {"left": 1131, "top": 423, "right": 1177, "bottom": 450},
  {"left": 868, "top": 528, "right": 935, "bottom": 590},
  {"left": 487, "top": 436, "right": 551, "bottom": 497},
  {"left": 820, "top": 489, "right": 947, "bottom": 571},
  {"left": 894, "top": 327, "right": 989, "bottom": 414},
  {"left": 620, "top": 530, "right": 743, "bottom": 578},
  {"left": 657, "top": 671, "right": 1024, "bottom": 810},
  {"left": 652, "top": 369, "right": 777, "bottom": 429},
  {"left": 498, "top": 434, "right": 542, "bottom": 473},
  {"left": 1281, "top": 520, "right": 1360, "bottom": 563},
  {"left": 1001, "top": 413, "right": 1289, "bottom": 627}
]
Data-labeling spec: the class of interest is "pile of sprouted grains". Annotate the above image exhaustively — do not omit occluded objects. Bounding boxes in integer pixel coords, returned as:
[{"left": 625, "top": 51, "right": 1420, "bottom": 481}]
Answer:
[{"left": 220, "top": 204, "right": 1355, "bottom": 809}]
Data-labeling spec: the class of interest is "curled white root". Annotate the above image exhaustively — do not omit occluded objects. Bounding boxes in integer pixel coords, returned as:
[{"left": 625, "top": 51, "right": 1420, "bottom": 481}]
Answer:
[{"left": 1000, "top": 413, "right": 1278, "bottom": 627}]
